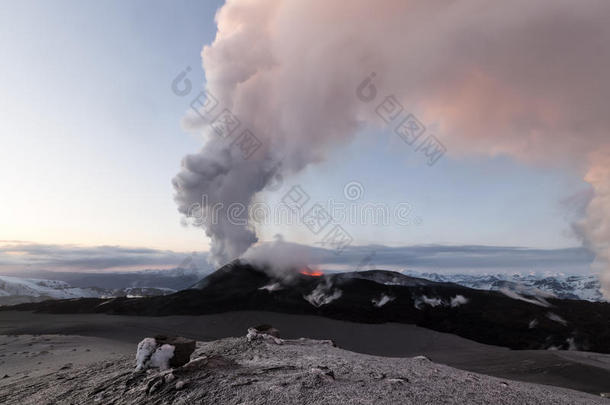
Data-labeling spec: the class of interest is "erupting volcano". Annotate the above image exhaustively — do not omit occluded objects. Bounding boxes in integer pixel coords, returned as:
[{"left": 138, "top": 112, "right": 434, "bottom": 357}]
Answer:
[{"left": 299, "top": 268, "right": 324, "bottom": 277}]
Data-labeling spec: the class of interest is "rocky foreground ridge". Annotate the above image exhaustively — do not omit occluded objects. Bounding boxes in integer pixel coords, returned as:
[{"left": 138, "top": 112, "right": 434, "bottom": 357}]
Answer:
[{"left": 0, "top": 328, "right": 605, "bottom": 405}]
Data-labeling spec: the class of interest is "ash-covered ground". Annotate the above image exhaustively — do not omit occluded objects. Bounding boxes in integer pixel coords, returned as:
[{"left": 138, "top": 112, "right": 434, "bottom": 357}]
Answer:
[
  {"left": 0, "top": 333, "right": 606, "bottom": 405},
  {"left": 3, "top": 310, "right": 610, "bottom": 396}
]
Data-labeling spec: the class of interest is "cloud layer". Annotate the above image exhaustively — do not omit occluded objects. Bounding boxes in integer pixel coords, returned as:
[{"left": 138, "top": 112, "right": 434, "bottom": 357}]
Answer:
[
  {"left": 0, "top": 241, "right": 593, "bottom": 276},
  {"left": 0, "top": 241, "right": 209, "bottom": 273},
  {"left": 243, "top": 240, "right": 593, "bottom": 275}
]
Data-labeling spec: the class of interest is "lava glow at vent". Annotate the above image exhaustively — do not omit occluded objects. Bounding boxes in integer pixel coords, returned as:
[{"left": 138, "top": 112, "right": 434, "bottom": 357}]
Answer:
[{"left": 300, "top": 269, "right": 324, "bottom": 277}]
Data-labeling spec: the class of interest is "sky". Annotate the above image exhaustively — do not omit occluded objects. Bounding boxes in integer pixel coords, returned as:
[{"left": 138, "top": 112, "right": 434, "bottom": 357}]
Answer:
[{"left": 0, "top": 1, "right": 597, "bottom": 273}]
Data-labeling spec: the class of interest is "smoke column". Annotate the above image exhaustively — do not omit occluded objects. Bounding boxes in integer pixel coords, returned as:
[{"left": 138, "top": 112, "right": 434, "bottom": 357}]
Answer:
[{"left": 173, "top": 0, "right": 610, "bottom": 292}]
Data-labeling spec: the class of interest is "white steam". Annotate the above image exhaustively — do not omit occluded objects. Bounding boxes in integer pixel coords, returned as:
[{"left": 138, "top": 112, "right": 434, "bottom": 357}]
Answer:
[{"left": 241, "top": 237, "right": 316, "bottom": 278}]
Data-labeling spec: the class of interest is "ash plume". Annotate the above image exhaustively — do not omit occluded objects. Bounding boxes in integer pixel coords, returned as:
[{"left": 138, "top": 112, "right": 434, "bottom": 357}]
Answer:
[{"left": 174, "top": 0, "right": 610, "bottom": 290}]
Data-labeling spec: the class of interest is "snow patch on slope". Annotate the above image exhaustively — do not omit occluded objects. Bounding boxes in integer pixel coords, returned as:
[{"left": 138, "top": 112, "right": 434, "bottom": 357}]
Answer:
[
  {"left": 415, "top": 295, "right": 469, "bottom": 309},
  {"left": 499, "top": 288, "right": 551, "bottom": 307},
  {"left": 304, "top": 280, "right": 342, "bottom": 307},
  {"left": 372, "top": 294, "right": 395, "bottom": 307}
]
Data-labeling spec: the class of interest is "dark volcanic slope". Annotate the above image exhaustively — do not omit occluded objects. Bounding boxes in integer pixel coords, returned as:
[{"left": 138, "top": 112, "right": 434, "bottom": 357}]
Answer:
[{"left": 6, "top": 261, "right": 610, "bottom": 354}]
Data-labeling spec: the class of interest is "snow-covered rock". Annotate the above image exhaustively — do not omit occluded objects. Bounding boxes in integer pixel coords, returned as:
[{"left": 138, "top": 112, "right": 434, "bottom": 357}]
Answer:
[{"left": 135, "top": 336, "right": 195, "bottom": 371}]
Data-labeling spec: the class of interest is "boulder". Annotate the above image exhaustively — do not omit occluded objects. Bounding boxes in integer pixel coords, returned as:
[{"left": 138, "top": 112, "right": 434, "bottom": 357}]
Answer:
[{"left": 154, "top": 335, "right": 196, "bottom": 368}]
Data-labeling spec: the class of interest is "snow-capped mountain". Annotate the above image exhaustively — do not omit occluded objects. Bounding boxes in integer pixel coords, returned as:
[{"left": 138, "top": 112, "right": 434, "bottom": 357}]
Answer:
[
  {"left": 401, "top": 271, "right": 604, "bottom": 302},
  {"left": 0, "top": 275, "right": 176, "bottom": 306},
  {"left": 0, "top": 276, "right": 102, "bottom": 306},
  {"left": 0, "top": 266, "right": 210, "bottom": 291}
]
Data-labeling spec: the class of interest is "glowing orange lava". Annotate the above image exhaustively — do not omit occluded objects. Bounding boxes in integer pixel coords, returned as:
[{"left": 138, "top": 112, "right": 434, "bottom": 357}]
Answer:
[{"left": 299, "top": 268, "right": 324, "bottom": 277}]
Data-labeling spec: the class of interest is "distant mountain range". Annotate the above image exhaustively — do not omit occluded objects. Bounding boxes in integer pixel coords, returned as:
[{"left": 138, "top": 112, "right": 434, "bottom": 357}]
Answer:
[
  {"left": 0, "top": 265, "right": 205, "bottom": 290},
  {"left": 0, "top": 264, "right": 209, "bottom": 305},
  {"left": 1, "top": 265, "right": 603, "bottom": 307},
  {"left": 6, "top": 261, "right": 610, "bottom": 354},
  {"left": 0, "top": 273, "right": 184, "bottom": 306},
  {"left": 402, "top": 271, "right": 604, "bottom": 302}
]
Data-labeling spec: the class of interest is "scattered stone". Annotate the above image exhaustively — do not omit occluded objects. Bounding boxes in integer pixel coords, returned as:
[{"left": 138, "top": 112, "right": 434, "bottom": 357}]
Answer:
[
  {"left": 164, "top": 373, "right": 175, "bottom": 383},
  {"left": 310, "top": 366, "right": 335, "bottom": 381},
  {"left": 2, "top": 374, "right": 9, "bottom": 379},
  {"left": 175, "top": 380, "right": 186, "bottom": 390},
  {"left": 59, "top": 363, "right": 73, "bottom": 370},
  {"left": 147, "top": 379, "right": 163, "bottom": 394},
  {"left": 370, "top": 371, "right": 386, "bottom": 380}
]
